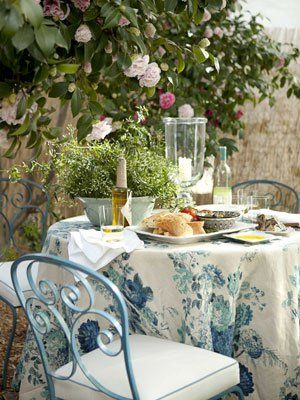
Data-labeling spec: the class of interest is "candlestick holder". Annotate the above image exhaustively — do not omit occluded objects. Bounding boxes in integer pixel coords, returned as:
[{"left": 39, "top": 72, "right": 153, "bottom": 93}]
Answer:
[{"left": 163, "top": 117, "right": 207, "bottom": 204}]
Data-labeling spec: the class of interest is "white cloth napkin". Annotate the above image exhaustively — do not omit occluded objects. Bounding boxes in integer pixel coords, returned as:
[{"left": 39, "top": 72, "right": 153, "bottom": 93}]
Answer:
[
  {"left": 246, "top": 209, "right": 300, "bottom": 225},
  {"left": 68, "top": 229, "right": 144, "bottom": 272}
]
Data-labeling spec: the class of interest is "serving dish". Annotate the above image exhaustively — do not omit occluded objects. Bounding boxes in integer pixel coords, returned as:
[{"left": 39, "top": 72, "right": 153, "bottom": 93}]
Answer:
[
  {"left": 127, "top": 222, "right": 256, "bottom": 245},
  {"left": 223, "top": 230, "right": 276, "bottom": 244},
  {"left": 196, "top": 210, "right": 241, "bottom": 231}
]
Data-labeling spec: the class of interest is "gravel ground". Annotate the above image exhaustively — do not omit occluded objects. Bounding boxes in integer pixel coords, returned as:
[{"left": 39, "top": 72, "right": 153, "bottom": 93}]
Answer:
[{"left": 0, "top": 301, "right": 28, "bottom": 399}]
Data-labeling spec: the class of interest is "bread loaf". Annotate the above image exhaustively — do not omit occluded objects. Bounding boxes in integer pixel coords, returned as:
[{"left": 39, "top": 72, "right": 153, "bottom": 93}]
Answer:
[
  {"left": 188, "top": 221, "right": 205, "bottom": 235},
  {"left": 157, "top": 214, "right": 193, "bottom": 237},
  {"left": 141, "top": 211, "right": 171, "bottom": 229}
]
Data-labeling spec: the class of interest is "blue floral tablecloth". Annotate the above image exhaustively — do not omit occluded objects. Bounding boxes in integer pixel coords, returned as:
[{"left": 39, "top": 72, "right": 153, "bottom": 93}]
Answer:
[{"left": 16, "top": 216, "right": 299, "bottom": 400}]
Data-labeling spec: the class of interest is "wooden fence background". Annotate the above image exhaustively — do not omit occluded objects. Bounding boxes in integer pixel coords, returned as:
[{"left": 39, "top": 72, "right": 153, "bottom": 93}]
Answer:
[{"left": 1, "top": 27, "right": 300, "bottom": 223}]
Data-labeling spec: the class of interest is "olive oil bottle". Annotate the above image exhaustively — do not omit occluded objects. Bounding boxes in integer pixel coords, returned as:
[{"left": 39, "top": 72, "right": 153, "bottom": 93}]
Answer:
[
  {"left": 213, "top": 146, "right": 232, "bottom": 204},
  {"left": 112, "top": 157, "right": 131, "bottom": 226}
]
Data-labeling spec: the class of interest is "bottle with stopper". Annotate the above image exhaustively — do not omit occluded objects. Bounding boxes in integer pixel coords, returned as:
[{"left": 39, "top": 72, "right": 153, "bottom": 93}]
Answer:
[{"left": 112, "top": 157, "right": 132, "bottom": 226}]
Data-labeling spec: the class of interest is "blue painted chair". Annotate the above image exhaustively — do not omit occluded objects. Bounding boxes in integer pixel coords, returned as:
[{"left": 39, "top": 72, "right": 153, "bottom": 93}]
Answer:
[
  {"left": 232, "top": 179, "right": 299, "bottom": 213},
  {"left": 11, "top": 253, "right": 244, "bottom": 400},
  {"left": 0, "top": 177, "right": 50, "bottom": 391}
]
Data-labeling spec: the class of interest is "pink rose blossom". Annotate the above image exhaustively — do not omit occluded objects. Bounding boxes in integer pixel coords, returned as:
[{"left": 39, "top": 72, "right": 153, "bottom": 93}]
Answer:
[
  {"left": 124, "top": 55, "right": 149, "bottom": 78},
  {"left": 83, "top": 62, "right": 92, "bottom": 74},
  {"left": 214, "top": 27, "right": 224, "bottom": 38},
  {"left": 43, "top": 0, "right": 67, "bottom": 20},
  {"left": 204, "top": 27, "right": 213, "bottom": 39},
  {"left": 235, "top": 110, "right": 244, "bottom": 120},
  {"left": 202, "top": 9, "right": 211, "bottom": 22},
  {"left": 71, "top": 0, "right": 90, "bottom": 12},
  {"left": 178, "top": 104, "right": 194, "bottom": 118},
  {"left": 139, "top": 62, "right": 161, "bottom": 87},
  {"left": 118, "top": 16, "right": 130, "bottom": 27},
  {"left": 86, "top": 120, "right": 112, "bottom": 142},
  {"left": 75, "top": 24, "right": 92, "bottom": 43},
  {"left": 159, "top": 92, "right": 175, "bottom": 109},
  {"left": 158, "top": 46, "right": 166, "bottom": 57}
]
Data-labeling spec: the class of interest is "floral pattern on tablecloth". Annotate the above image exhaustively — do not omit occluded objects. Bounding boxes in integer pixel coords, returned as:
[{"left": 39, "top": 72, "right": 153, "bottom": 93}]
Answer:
[{"left": 15, "top": 216, "right": 300, "bottom": 400}]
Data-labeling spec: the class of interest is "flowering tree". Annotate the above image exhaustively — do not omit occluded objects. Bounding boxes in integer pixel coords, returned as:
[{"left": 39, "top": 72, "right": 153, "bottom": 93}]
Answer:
[{"left": 0, "top": 0, "right": 226, "bottom": 157}]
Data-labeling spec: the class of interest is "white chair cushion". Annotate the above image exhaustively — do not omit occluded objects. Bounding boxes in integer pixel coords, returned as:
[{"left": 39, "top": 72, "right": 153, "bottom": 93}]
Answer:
[
  {"left": 0, "top": 261, "right": 37, "bottom": 307},
  {"left": 55, "top": 334, "right": 239, "bottom": 400}
]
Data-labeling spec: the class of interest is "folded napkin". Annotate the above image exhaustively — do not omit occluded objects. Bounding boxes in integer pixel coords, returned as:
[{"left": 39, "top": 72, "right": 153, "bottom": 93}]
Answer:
[
  {"left": 68, "top": 229, "right": 144, "bottom": 273},
  {"left": 246, "top": 209, "right": 300, "bottom": 226}
]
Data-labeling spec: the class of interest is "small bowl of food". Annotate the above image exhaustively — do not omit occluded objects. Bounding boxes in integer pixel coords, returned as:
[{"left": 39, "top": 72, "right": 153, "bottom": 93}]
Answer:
[{"left": 196, "top": 209, "right": 241, "bottom": 232}]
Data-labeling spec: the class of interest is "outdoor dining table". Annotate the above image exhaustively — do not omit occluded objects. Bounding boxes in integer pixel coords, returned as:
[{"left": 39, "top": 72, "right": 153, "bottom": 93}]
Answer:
[{"left": 16, "top": 216, "right": 299, "bottom": 400}]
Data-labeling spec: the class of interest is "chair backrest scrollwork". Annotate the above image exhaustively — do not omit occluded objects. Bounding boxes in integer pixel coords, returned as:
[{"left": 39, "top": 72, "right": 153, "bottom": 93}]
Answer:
[
  {"left": 11, "top": 253, "right": 140, "bottom": 400},
  {"left": 0, "top": 177, "right": 50, "bottom": 256},
  {"left": 232, "top": 179, "right": 299, "bottom": 213}
]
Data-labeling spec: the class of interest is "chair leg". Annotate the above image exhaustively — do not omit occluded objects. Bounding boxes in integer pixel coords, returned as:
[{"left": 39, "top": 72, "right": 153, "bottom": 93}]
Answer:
[
  {"left": 209, "top": 385, "right": 244, "bottom": 400},
  {"left": 0, "top": 295, "right": 18, "bottom": 392}
]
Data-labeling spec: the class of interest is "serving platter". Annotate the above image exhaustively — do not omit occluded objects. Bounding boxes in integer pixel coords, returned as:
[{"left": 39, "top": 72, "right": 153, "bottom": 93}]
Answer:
[
  {"left": 127, "top": 222, "right": 257, "bottom": 245},
  {"left": 223, "top": 230, "right": 277, "bottom": 244}
]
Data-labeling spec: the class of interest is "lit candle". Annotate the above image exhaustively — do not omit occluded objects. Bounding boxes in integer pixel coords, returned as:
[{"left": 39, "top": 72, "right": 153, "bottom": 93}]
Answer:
[{"left": 178, "top": 157, "right": 192, "bottom": 182}]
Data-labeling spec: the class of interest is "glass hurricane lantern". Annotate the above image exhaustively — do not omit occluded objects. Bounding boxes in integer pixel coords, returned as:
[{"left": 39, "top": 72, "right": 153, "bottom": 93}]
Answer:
[{"left": 164, "top": 117, "right": 207, "bottom": 204}]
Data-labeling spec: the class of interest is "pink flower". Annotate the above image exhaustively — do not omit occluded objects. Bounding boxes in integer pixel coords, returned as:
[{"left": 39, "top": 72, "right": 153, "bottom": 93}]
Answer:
[
  {"left": 159, "top": 92, "right": 175, "bottom": 109},
  {"left": 139, "top": 62, "right": 161, "bottom": 87},
  {"left": 204, "top": 27, "right": 213, "bottom": 39},
  {"left": 214, "top": 27, "right": 224, "bottom": 38},
  {"left": 43, "top": 0, "right": 67, "bottom": 19},
  {"left": 0, "top": 129, "right": 12, "bottom": 150},
  {"left": 235, "top": 109, "right": 244, "bottom": 120},
  {"left": 158, "top": 46, "right": 166, "bottom": 57},
  {"left": 118, "top": 16, "right": 130, "bottom": 27},
  {"left": 83, "top": 62, "right": 92, "bottom": 74},
  {"left": 71, "top": 0, "right": 90, "bottom": 12},
  {"left": 75, "top": 24, "right": 92, "bottom": 43},
  {"left": 178, "top": 104, "right": 194, "bottom": 118},
  {"left": 202, "top": 9, "right": 211, "bottom": 22},
  {"left": 86, "top": 120, "right": 112, "bottom": 142},
  {"left": 277, "top": 56, "right": 285, "bottom": 68},
  {"left": 124, "top": 55, "right": 149, "bottom": 77}
]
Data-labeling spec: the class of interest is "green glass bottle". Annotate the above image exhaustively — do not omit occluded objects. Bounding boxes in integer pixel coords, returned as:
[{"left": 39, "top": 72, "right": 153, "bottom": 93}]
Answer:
[{"left": 213, "top": 146, "right": 232, "bottom": 204}]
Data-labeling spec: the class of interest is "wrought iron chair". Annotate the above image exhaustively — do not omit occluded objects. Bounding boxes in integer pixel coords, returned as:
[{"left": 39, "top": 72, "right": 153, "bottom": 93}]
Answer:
[
  {"left": 232, "top": 179, "right": 299, "bottom": 213},
  {"left": 11, "top": 253, "right": 244, "bottom": 400},
  {"left": 0, "top": 177, "right": 50, "bottom": 391}
]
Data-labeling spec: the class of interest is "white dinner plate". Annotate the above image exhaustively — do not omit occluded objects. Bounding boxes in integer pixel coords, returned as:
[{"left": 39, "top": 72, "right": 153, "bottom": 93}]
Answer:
[{"left": 126, "top": 222, "right": 257, "bottom": 245}]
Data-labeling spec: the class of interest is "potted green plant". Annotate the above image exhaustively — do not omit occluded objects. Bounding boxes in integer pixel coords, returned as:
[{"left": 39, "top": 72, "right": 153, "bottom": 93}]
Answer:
[{"left": 54, "top": 121, "right": 179, "bottom": 225}]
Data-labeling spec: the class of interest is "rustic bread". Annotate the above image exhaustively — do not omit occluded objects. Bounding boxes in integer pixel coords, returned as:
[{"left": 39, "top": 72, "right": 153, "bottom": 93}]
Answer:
[
  {"left": 177, "top": 212, "right": 193, "bottom": 222},
  {"left": 188, "top": 221, "right": 206, "bottom": 235},
  {"left": 141, "top": 211, "right": 171, "bottom": 229},
  {"left": 157, "top": 214, "right": 193, "bottom": 237}
]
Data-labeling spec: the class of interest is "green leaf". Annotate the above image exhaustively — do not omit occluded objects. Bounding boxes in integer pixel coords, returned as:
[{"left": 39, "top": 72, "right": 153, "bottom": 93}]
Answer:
[
  {"left": 55, "top": 31, "right": 69, "bottom": 50},
  {"left": 165, "top": 0, "right": 178, "bottom": 12},
  {"left": 3, "top": 8, "right": 23, "bottom": 37},
  {"left": 0, "top": 82, "right": 12, "bottom": 97},
  {"left": 57, "top": 64, "right": 80, "bottom": 74},
  {"left": 12, "top": 24, "right": 34, "bottom": 51},
  {"left": 49, "top": 82, "right": 68, "bottom": 98},
  {"left": 10, "top": 115, "right": 30, "bottom": 136},
  {"left": 176, "top": 51, "right": 185, "bottom": 73},
  {"left": 102, "top": 98, "right": 116, "bottom": 113},
  {"left": 16, "top": 95, "right": 27, "bottom": 119},
  {"left": 77, "top": 113, "right": 93, "bottom": 141},
  {"left": 71, "top": 89, "right": 83, "bottom": 117},
  {"left": 122, "top": 6, "right": 138, "bottom": 28},
  {"left": 193, "top": 45, "right": 209, "bottom": 63},
  {"left": 117, "top": 52, "right": 132, "bottom": 69},
  {"left": 103, "top": 9, "right": 121, "bottom": 29},
  {"left": 146, "top": 86, "right": 156, "bottom": 97},
  {"left": 89, "top": 101, "right": 102, "bottom": 116},
  {"left": 34, "top": 24, "right": 58, "bottom": 56},
  {"left": 34, "top": 65, "right": 49, "bottom": 83},
  {"left": 20, "top": 0, "right": 43, "bottom": 28},
  {"left": 3, "top": 138, "right": 21, "bottom": 158}
]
